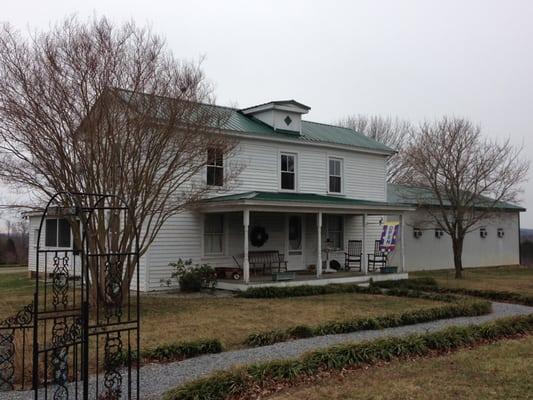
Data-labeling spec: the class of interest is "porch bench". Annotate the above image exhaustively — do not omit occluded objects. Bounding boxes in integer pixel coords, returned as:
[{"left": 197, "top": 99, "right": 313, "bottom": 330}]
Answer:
[{"left": 249, "top": 250, "right": 288, "bottom": 274}]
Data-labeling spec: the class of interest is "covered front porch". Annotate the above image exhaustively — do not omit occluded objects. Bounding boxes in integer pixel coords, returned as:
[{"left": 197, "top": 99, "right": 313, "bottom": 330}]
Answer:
[{"left": 199, "top": 191, "right": 414, "bottom": 289}]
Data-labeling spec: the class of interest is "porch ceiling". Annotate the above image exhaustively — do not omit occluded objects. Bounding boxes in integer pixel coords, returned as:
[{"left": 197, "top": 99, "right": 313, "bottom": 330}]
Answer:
[{"left": 199, "top": 191, "right": 415, "bottom": 214}]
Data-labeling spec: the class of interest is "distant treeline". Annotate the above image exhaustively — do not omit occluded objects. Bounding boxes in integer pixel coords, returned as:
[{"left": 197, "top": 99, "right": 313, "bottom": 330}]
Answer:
[{"left": 0, "top": 231, "right": 28, "bottom": 265}]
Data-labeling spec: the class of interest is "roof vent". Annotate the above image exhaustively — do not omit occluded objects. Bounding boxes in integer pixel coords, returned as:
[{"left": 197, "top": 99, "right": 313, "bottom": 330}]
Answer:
[{"left": 241, "top": 100, "right": 310, "bottom": 134}]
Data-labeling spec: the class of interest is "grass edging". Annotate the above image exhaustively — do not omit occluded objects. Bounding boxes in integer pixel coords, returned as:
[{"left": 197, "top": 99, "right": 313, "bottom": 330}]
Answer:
[
  {"left": 162, "top": 314, "right": 533, "bottom": 400},
  {"left": 244, "top": 300, "right": 491, "bottom": 347},
  {"left": 374, "top": 278, "right": 533, "bottom": 306},
  {"left": 118, "top": 338, "right": 223, "bottom": 365}
]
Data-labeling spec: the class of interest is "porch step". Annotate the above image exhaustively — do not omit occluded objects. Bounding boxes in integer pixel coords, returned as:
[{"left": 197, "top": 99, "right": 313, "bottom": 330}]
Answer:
[{"left": 215, "top": 272, "right": 409, "bottom": 292}]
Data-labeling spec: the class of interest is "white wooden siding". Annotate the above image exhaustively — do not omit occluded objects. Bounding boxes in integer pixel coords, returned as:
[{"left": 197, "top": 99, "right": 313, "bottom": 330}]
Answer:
[
  {"left": 27, "top": 215, "right": 148, "bottom": 291},
  {"left": 226, "top": 138, "right": 388, "bottom": 201},
  {"left": 387, "top": 210, "right": 521, "bottom": 271}
]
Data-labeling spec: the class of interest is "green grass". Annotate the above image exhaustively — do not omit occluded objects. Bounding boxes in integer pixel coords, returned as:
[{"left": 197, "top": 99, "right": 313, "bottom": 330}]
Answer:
[
  {"left": 412, "top": 265, "right": 533, "bottom": 296},
  {"left": 268, "top": 335, "right": 533, "bottom": 400}
]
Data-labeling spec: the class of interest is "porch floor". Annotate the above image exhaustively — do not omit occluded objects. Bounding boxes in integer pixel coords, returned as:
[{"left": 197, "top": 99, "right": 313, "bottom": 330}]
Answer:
[{"left": 216, "top": 270, "right": 408, "bottom": 291}]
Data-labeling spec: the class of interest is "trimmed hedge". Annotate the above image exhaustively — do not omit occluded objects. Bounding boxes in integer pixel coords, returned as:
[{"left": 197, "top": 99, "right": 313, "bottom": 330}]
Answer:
[
  {"left": 163, "top": 314, "right": 533, "bottom": 400},
  {"left": 117, "top": 338, "right": 223, "bottom": 365},
  {"left": 372, "top": 278, "right": 533, "bottom": 306},
  {"left": 145, "top": 338, "right": 223, "bottom": 362},
  {"left": 237, "top": 283, "right": 382, "bottom": 298},
  {"left": 245, "top": 300, "right": 491, "bottom": 347}
]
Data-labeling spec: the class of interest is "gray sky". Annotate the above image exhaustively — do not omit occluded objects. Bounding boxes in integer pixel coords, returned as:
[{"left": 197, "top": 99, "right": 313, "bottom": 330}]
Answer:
[{"left": 2, "top": 0, "right": 533, "bottom": 226}]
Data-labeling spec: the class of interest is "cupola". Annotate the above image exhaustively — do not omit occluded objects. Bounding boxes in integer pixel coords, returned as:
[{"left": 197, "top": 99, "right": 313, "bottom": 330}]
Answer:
[{"left": 240, "top": 100, "right": 310, "bottom": 134}]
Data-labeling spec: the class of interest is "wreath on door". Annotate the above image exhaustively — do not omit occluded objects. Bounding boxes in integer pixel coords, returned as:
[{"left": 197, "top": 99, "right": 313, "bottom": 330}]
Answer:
[{"left": 250, "top": 226, "right": 269, "bottom": 247}]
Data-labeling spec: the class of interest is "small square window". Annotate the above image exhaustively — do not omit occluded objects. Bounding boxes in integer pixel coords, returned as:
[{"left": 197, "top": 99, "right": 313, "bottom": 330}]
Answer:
[{"left": 44, "top": 218, "right": 71, "bottom": 247}]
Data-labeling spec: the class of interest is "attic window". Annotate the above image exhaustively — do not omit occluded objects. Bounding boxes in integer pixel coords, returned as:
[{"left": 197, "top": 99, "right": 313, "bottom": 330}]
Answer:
[{"left": 284, "top": 116, "right": 292, "bottom": 126}]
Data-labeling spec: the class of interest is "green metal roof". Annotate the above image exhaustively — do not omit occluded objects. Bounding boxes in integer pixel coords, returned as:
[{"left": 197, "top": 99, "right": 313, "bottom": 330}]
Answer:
[
  {"left": 219, "top": 111, "right": 394, "bottom": 153},
  {"left": 387, "top": 184, "right": 526, "bottom": 211},
  {"left": 205, "top": 191, "right": 409, "bottom": 209},
  {"left": 114, "top": 89, "right": 394, "bottom": 154}
]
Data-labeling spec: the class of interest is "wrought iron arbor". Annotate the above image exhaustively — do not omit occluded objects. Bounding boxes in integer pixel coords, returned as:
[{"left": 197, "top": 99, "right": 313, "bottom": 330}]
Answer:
[{"left": 0, "top": 192, "right": 140, "bottom": 399}]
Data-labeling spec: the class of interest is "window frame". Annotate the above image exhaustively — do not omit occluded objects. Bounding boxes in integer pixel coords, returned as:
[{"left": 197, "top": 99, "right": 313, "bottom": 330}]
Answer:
[
  {"left": 279, "top": 151, "right": 298, "bottom": 192},
  {"left": 203, "top": 213, "right": 225, "bottom": 256},
  {"left": 325, "top": 214, "right": 344, "bottom": 251},
  {"left": 44, "top": 218, "right": 72, "bottom": 248},
  {"left": 206, "top": 147, "right": 224, "bottom": 187},
  {"left": 327, "top": 156, "right": 343, "bottom": 194}
]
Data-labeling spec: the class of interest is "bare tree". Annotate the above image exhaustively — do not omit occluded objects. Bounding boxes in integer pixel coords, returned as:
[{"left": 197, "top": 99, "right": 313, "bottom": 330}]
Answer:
[
  {"left": 337, "top": 115, "right": 412, "bottom": 182},
  {"left": 0, "top": 17, "right": 239, "bottom": 302},
  {"left": 402, "top": 117, "right": 529, "bottom": 278}
]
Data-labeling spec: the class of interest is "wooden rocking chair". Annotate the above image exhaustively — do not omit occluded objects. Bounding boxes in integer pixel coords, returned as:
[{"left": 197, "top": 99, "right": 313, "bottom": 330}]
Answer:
[
  {"left": 367, "top": 240, "right": 387, "bottom": 272},
  {"left": 344, "top": 240, "right": 362, "bottom": 271}
]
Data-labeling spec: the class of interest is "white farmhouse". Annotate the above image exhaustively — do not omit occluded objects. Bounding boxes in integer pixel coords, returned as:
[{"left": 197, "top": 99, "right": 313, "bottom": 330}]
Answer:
[{"left": 26, "top": 99, "right": 525, "bottom": 291}]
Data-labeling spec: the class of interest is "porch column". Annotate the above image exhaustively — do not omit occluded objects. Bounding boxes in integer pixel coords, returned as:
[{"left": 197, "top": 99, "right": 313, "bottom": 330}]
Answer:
[
  {"left": 316, "top": 211, "right": 323, "bottom": 277},
  {"left": 362, "top": 213, "right": 368, "bottom": 274},
  {"left": 243, "top": 209, "right": 250, "bottom": 283},
  {"left": 399, "top": 213, "right": 406, "bottom": 273}
]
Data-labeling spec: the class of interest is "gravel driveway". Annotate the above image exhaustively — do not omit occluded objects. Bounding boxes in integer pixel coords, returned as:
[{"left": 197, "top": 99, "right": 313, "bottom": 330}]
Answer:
[{"left": 2, "top": 302, "right": 532, "bottom": 400}]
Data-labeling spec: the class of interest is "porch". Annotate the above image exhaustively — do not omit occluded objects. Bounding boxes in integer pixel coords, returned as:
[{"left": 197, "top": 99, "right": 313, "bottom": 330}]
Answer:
[
  {"left": 216, "top": 269, "right": 409, "bottom": 291},
  {"left": 200, "top": 191, "right": 415, "bottom": 287}
]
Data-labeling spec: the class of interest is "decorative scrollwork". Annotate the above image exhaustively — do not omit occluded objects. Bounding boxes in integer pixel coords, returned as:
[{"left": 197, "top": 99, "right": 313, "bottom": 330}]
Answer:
[
  {"left": 105, "top": 257, "right": 123, "bottom": 320},
  {"left": 103, "top": 333, "right": 123, "bottom": 400},
  {"left": 52, "top": 256, "right": 69, "bottom": 309},
  {"left": 0, "top": 302, "right": 33, "bottom": 391}
]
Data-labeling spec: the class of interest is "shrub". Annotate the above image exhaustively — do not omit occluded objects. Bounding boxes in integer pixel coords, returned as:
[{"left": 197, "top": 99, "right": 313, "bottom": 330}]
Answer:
[
  {"left": 372, "top": 278, "right": 533, "bottom": 306},
  {"left": 144, "top": 338, "right": 223, "bottom": 362},
  {"left": 244, "top": 300, "right": 491, "bottom": 347},
  {"left": 178, "top": 271, "right": 203, "bottom": 292},
  {"left": 164, "top": 259, "right": 217, "bottom": 292},
  {"left": 163, "top": 314, "right": 533, "bottom": 400},
  {"left": 237, "top": 283, "right": 381, "bottom": 299}
]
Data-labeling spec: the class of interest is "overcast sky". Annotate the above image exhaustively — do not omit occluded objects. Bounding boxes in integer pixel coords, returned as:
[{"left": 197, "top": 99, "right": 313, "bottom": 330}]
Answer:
[{"left": 2, "top": 0, "right": 533, "bottom": 227}]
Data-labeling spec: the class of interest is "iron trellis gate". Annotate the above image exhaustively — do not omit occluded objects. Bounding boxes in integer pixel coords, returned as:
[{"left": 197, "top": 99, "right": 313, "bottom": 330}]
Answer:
[{"left": 0, "top": 192, "right": 140, "bottom": 400}]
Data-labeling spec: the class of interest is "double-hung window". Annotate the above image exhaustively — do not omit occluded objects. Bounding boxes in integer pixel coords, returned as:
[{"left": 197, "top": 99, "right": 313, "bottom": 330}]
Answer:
[
  {"left": 326, "top": 215, "right": 344, "bottom": 250},
  {"left": 328, "top": 158, "right": 342, "bottom": 193},
  {"left": 45, "top": 218, "right": 71, "bottom": 247},
  {"left": 204, "top": 214, "right": 224, "bottom": 255},
  {"left": 280, "top": 153, "right": 296, "bottom": 190},
  {"left": 207, "top": 148, "right": 223, "bottom": 186}
]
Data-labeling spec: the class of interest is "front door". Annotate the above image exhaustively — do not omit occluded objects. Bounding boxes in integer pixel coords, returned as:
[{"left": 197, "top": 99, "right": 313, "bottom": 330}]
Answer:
[{"left": 286, "top": 214, "right": 305, "bottom": 270}]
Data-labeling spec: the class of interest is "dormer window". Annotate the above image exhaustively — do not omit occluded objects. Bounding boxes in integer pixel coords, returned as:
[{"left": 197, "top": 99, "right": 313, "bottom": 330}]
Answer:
[
  {"left": 207, "top": 148, "right": 223, "bottom": 186},
  {"left": 280, "top": 153, "right": 296, "bottom": 191},
  {"left": 240, "top": 100, "right": 310, "bottom": 134}
]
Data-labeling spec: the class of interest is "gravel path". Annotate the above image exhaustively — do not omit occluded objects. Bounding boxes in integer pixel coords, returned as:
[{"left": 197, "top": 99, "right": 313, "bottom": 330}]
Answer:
[{"left": 3, "top": 302, "right": 532, "bottom": 400}]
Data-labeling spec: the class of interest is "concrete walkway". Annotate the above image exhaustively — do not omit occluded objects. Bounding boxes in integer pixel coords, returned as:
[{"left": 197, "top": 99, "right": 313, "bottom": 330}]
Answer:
[{"left": 3, "top": 302, "right": 533, "bottom": 400}]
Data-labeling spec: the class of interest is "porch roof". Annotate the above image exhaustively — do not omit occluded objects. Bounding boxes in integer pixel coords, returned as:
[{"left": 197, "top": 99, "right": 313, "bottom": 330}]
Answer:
[{"left": 200, "top": 191, "right": 415, "bottom": 213}]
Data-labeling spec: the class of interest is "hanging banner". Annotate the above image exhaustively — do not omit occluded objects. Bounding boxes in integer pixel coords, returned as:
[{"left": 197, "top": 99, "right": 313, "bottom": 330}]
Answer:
[{"left": 380, "top": 222, "right": 399, "bottom": 253}]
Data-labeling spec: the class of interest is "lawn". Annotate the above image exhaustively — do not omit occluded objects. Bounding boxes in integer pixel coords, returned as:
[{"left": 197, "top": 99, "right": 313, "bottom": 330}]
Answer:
[
  {"left": 0, "top": 272, "right": 443, "bottom": 350},
  {"left": 412, "top": 265, "right": 533, "bottom": 296},
  {"left": 269, "top": 335, "right": 533, "bottom": 400}
]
